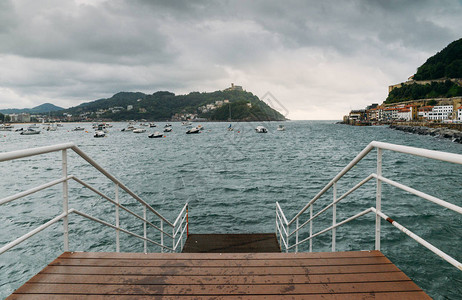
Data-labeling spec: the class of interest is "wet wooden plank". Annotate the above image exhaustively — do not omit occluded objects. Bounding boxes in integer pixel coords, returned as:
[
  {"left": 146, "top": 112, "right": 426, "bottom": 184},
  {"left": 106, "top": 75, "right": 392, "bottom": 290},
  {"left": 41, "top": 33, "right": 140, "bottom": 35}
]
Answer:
[
  {"left": 7, "top": 291, "right": 431, "bottom": 300},
  {"left": 27, "top": 271, "right": 410, "bottom": 285},
  {"left": 13, "top": 281, "right": 423, "bottom": 295},
  {"left": 40, "top": 263, "right": 400, "bottom": 275},
  {"left": 59, "top": 250, "right": 384, "bottom": 260},
  {"left": 49, "top": 256, "right": 393, "bottom": 267}
]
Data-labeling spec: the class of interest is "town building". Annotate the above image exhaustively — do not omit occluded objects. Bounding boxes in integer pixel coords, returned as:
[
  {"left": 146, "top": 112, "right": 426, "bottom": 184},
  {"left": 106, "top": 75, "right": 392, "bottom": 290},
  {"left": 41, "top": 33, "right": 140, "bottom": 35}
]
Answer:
[
  {"left": 458, "top": 106, "right": 462, "bottom": 121},
  {"left": 418, "top": 106, "right": 433, "bottom": 120},
  {"left": 427, "top": 105, "right": 453, "bottom": 121}
]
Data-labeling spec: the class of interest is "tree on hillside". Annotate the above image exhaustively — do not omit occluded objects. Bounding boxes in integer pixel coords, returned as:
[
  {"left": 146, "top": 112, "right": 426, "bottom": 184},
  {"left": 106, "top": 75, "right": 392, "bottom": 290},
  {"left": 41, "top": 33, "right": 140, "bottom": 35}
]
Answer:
[{"left": 414, "top": 38, "right": 462, "bottom": 80}]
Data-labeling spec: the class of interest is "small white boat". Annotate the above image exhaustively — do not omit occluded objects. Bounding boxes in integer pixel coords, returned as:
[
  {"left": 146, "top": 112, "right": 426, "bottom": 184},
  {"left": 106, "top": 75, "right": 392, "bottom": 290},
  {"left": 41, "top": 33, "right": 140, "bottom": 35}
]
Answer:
[
  {"left": 149, "top": 123, "right": 157, "bottom": 127},
  {"left": 227, "top": 124, "right": 234, "bottom": 131},
  {"left": 182, "top": 121, "right": 192, "bottom": 126},
  {"left": 148, "top": 131, "right": 163, "bottom": 138},
  {"left": 255, "top": 126, "right": 268, "bottom": 133},
  {"left": 0, "top": 124, "right": 14, "bottom": 131},
  {"left": 20, "top": 128, "right": 40, "bottom": 135},
  {"left": 277, "top": 125, "right": 285, "bottom": 131},
  {"left": 164, "top": 127, "right": 172, "bottom": 132},
  {"left": 28, "top": 124, "right": 40, "bottom": 129},
  {"left": 94, "top": 131, "right": 105, "bottom": 138},
  {"left": 139, "top": 123, "right": 149, "bottom": 127},
  {"left": 73, "top": 127, "right": 85, "bottom": 131},
  {"left": 133, "top": 128, "right": 146, "bottom": 133},
  {"left": 121, "top": 125, "right": 136, "bottom": 132},
  {"left": 164, "top": 123, "right": 172, "bottom": 128},
  {"left": 46, "top": 125, "right": 57, "bottom": 131},
  {"left": 186, "top": 127, "right": 200, "bottom": 134}
]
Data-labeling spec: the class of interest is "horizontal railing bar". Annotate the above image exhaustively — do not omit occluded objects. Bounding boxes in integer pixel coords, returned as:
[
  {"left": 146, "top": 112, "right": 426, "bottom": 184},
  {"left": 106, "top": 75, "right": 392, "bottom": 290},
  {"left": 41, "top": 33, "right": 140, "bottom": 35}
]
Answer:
[
  {"left": 372, "top": 174, "right": 462, "bottom": 215},
  {"left": 72, "top": 177, "right": 173, "bottom": 238},
  {"left": 371, "top": 141, "right": 462, "bottom": 165},
  {"left": 0, "top": 176, "right": 72, "bottom": 206},
  {"left": 288, "top": 208, "right": 373, "bottom": 250},
  {"left": 70, "top": 145, "right": 174, "bottom": 228},
  {"left": 0, "top": 143, "right": 75, "bottom": 162},
  {"left": 0, "top": 209, "right": 74, "bottom": 255},
  {"left": 276, "top": 210, "right": 288, "bottom": 237},
  {"left": 72, "top": 210, "right": 173, "bottom": 251},
  {"left": 371, "top": 208, "right": 462, "bottom": 271},
  {"left": 173, "top": 203, "right": 188, "bottom": 227},
  {"left": 288, "top": 144, "right": 376, "bottom": 225},
  {"left": 276, "top": 202, "right": 288, "bottom": 225},
  {"left": 289, "top": 174, "right": 374, "bottom": 237}
]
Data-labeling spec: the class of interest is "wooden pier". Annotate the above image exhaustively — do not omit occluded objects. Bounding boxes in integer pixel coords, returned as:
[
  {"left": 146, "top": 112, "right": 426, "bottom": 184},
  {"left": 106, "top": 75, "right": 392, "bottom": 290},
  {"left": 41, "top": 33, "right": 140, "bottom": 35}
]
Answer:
[{"left": 7, "top": 234, "right": 430, "bottom": 299}]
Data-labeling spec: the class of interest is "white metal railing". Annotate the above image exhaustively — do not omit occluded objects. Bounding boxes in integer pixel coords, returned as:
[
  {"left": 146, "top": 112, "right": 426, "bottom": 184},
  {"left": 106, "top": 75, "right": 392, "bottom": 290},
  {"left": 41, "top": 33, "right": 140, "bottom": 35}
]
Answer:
[
  {"left": 276, "top": 141, "right": 462, "bottom": 271},
  {"left": 0, "top": 143, "right": 189, "bottom": 255}
]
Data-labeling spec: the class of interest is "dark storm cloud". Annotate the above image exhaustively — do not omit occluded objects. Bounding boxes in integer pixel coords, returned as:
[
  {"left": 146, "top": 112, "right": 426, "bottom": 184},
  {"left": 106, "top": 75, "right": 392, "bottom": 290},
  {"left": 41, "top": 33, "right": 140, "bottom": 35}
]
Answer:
[{"left": 0, "top": 0, "right": 461, "bottom": 119}]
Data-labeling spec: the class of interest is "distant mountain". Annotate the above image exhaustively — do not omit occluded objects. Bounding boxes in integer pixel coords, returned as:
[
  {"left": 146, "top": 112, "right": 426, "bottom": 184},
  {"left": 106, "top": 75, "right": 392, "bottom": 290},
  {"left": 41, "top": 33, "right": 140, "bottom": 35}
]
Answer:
[
  {"left": 60, "top": 90, "right": 286, "bottom": 121},
  {"left": 0, "top": 103, "right": 64, "bottom": 114},
  {"left": 414, "top": 38, "right": 462, "bottom": 80}
]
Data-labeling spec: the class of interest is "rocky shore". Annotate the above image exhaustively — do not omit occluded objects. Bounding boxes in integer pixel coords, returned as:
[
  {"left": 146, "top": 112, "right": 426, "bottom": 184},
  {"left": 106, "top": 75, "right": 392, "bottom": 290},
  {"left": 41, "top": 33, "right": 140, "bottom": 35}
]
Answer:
[{"left": 389, "top": 125, "right": 462, "bottom": 143}]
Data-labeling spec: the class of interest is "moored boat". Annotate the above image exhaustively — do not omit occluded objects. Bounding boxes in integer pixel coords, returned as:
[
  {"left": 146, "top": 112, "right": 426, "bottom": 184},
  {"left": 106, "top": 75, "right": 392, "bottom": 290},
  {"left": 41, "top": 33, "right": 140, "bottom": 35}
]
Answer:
[
  {"left": 255, "top": 126, "right": 268, "bottom": 133},
  {"left": 148, "top": 131, "right": 163, "bottom": 138},
  {"left": 20, "top": 128, "right": 40, "bottom": 135},
  {"left": 186, "top": 127, "right": 200, "bottom": 134}
]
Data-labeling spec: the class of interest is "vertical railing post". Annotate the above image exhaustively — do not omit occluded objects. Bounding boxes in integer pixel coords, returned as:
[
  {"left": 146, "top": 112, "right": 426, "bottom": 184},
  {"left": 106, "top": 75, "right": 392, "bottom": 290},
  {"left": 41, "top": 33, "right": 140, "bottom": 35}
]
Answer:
[
  {"left": 62, "top": 149, "right": 69, "bottom": 252},
  {"left": 309, "top": 205, "right": 313, "bottom": 252},
  {"left": 285, "top": 223, "right": 289, "bottom": 253},
  {"left": 143, "top": 205, "right": 147, "bottom": 253},
  {"left": 172, "top": 226, "right": 175, "bottom": 252},
  {"left": 332, "top": 181, "right": 337, "bottom": 252},
  {"left": 115, "top": 183, "right": 120, "bottom": 252},
  {"left": 186, "top": 205, "right": 189, "bottom": 237},
  {"left": 375, "top": 148, "right": 382, "bottom": 250},
  {"left": 180, "top": 225, "right": 184, "bottom": 250},
  {"left": 160, "top": 220, "right": 164, "bottom": 253},
  {"left": 295, "top": 217, "right": 299, "bottom": 253}
]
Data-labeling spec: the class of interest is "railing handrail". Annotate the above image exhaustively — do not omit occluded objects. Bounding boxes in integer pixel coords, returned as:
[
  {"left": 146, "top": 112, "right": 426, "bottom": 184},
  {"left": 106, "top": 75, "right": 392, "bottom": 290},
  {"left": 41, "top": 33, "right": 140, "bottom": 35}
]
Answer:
[
  {"left": 276, "top": 140, "right": 462, "bottom": 271},
  {"left": 1, "top": 143, "right": 189, "bottom": 256},
  {"left": 288, "top": 141, "right": 462, "bottom": 225},
  {"left": 0, "top": 142, "right": 173, "bottom": 227}
]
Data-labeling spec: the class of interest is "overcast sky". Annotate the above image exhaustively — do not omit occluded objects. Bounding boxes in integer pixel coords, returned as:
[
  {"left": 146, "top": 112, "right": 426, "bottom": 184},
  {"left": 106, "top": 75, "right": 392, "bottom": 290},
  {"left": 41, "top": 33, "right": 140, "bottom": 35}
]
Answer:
[{"left": 1, "top": 0, "right": 461, "bottom": 119}]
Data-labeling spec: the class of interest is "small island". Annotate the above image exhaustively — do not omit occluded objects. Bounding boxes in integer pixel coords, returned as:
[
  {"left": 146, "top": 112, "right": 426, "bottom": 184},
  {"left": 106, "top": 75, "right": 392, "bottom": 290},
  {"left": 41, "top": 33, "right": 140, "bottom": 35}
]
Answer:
[{"left": 0, "top": 84, "right": 286, "bottom": 123}]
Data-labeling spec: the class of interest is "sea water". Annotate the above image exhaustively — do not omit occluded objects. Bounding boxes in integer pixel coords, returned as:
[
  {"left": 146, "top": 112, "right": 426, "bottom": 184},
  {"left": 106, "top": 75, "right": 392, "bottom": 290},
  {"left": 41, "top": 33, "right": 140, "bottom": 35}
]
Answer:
[{"left": 0, "top": 121, "right": 461, "bottom": 299}]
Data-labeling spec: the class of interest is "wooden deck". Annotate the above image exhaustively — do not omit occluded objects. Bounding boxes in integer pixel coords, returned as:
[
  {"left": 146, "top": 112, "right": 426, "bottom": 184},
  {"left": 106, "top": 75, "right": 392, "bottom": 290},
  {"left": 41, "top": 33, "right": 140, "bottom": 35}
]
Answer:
[
  {"left": 182, "top": 233, "right": 281, "bottom": 253},
  {"left": 8, "top": 250, "right": 430, "bottom": 299}
]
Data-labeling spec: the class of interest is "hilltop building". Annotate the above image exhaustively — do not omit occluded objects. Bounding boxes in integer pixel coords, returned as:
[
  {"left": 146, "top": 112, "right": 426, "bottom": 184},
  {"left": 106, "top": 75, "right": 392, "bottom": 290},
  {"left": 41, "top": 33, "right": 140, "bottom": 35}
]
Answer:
[{"left": 224, "top": 83, "right": 243, "bottom": 91}]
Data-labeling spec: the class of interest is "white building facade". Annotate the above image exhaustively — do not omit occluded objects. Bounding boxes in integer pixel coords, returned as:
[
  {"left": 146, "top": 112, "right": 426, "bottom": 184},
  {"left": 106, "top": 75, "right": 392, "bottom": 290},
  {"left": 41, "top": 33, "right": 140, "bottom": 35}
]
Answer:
[{"left": 427, "top": 105, "right": 453, "bottom": 121}]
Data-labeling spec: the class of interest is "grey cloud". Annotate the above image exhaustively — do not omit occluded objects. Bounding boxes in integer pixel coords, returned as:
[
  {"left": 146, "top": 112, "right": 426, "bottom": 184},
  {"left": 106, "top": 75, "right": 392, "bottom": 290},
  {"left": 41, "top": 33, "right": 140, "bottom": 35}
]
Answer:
[{"left": 0, "top": 0, "right": 461, "bottom": 119}]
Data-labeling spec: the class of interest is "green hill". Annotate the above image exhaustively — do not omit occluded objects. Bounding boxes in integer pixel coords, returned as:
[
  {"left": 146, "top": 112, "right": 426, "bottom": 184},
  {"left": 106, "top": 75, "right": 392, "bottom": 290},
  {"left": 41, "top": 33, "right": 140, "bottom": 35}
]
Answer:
[
  {"left": 60, "top": 89, "right": 286, "bottom": 121},
  {"left": 385, "top": 38, "right": 462, "bottom": 104},
  {"left": 0, "top": 103, "right": 63, "bottom": 114},
  {"left": 414, "top": 38, "right": 462, "bottom": 80}
]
